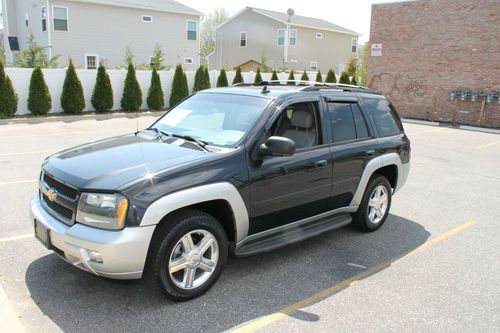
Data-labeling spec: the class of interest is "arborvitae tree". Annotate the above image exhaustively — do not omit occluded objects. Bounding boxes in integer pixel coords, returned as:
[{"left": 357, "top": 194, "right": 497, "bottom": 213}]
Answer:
[
  {"left": 271, "top": 70, "right": 279, "bottom": 81},
  {"left": 325, "top": 69, "right": 337, "bottom": 83},
  {"left": 300, "top": 70, "right": 309, "bottom": 82},
  {"left": 232, "top": 67, "right": 244, "bottom": 85},
  {"left": 339, "top": 71, "right": 351, "bottom": 84},
  {"left": 170, "top": 64, "right": 189, "bottom": 107},
  {"left": 192, "top": 66, "right": 205, "bottom": 93},
  {"left": 91, "top": 64, "right": 114, "bottom": 112},
  {"left": 147, "top": 67, "right": 164, "bottom": 110},
  {"left": 28, "top": 66, "right": 52, "bottom": 116},
  {"left": 121, "top": 63, "right": 143, "bottom": 111},
  {"left": 254, "top": 67, "right": 263, "bottom": 83},
  {"left": 287, "top": 70, "right": 295, "bottom": 85},
  {"left": 203, "top": 66, "right": 211, "bottom": 89},
  {"left": 216, "top": 69, "right": 229, "bottom": 87},
  {"left": 0, "top": 62, "right": 18, "bottom": 117},
  {"left": 61, "top": 59, "right": 85, "bottom": 114},
  {"left": 315, "top": 70, "right": 323, "bottom": 83},
  {"left": 351, "top": 75, "right": 358, "bottom": 86}
]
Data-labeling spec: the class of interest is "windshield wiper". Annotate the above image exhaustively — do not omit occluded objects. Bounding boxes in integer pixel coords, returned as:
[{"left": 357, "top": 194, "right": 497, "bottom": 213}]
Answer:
[
  {"left": 147, "top": 127, "right": 169, "bottom": 141},
  {"left": 172, "top": 134, "right": 211, "bottom": 152}
]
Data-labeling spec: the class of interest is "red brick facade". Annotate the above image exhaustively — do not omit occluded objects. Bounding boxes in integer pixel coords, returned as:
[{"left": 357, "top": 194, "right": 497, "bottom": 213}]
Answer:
[{"left": 368, "top": 0, "right": 500, "bottom": 127}]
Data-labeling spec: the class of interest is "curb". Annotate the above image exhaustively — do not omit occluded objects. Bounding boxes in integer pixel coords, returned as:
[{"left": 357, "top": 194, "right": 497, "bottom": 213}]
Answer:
[
  {"left": 402, "top": 118, "right": 500, "bottom": 135},
  {"left": 0, "top": 110, "right": 166, "bottom": 126}
]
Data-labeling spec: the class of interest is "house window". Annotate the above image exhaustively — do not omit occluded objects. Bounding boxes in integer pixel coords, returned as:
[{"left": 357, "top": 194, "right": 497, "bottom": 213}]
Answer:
[
  {"left": 184, "top": 57, "right": 193, "bottom": 64},
  {"left": 316, "top": 32, "right": 322, "bottom": 39},
  {"left": 187, "top": 20, "right": 197, "bottom": 40},
  {"left": 42, "top": 7, "right": 47, "bottom": 31},
  {"left": 53, "top": 6, "right": 68, "bottom": 31},
  {"left": 277, "top": 29, "right": 285, "bottom": 46},
  {"left": 85, "top": 54, "right": 99, "bottom": 70},
  {"left": 26, "top": 13, "right": 29, "bottom": 27},
  {"left": 352, "top": 38, "right": 358, "bottom": 53},
  {"left": 289, "top": 29, "right": 297, "bottom": 46},
  {"left": 142, "top": 15, "right": 153, "bottom": 23},
  {"left": 240, "top": 32, "right": 247, "bottom": 47},
  {"left": 310, "top": 61, "right": 318, "bottom": 71}
]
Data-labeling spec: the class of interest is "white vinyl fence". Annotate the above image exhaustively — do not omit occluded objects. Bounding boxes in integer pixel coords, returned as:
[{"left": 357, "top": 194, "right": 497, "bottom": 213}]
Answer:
[{"left": 5, "top": 68, "right": 322, "bottom": 116}]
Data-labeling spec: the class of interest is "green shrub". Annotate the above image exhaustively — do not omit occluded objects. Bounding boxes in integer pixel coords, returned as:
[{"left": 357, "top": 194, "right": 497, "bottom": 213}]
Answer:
[
  {"left": 351, "top": 75, "right": 358, "bottom": 86},
  {"left": 121, "top": 63, "right": 143, "bottom": 111},
  {"left": 315, "top": 71, "right": 323, "bottom": 83},
  {"left": 203, "top": 66, "right": 211, "bottom": 89},
  {"left": 170, "top": 64, "right": 189, "bottom": 107},
  {"left": 147, "top": 67, "right": 164, "bottom": 110},
  {"left": 287, "top": 70, "right": 295, "bottom": 85},
  {"left": 300, "top": 70, "right": 309, "bottom": 82},
  {"left": 91, "top": 64, "right": 114, "bottom": 112},
  {"left": 0, "top": 62, "right": 18, "bottom": 117},
  {"left": 254, "top": 67, "right": 263, "bottom": 83},
  {"left": 193, "top": 66, "right": 210, "bottom": 93},
  {"left": 28, "top": 66, "right": 51, "bottom": 116},
  {"left": 325, "top": 69, "right": 337, "bottom": 83},
  {"left": 216, "top": 69, "right": 229, "bottom": 87},
  {"left": 271, "top": 70, "right": 279, "bottom": 81},
  {"left": 339, "top": 71, "right": 351, "bottom": 84},
  {"left": 232, "top": 67, "right": 244, "bottom": 85},
  {"left": 61, "top": 59, "right": 85, "bottom": 114}
]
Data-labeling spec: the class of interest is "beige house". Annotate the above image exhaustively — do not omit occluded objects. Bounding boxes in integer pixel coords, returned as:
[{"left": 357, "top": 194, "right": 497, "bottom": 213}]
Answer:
[
  {"left": 208, "top": 7, "right": 360, "bottom": 74},
  {"left": 1, "top": 0, "right": 202, "bottom": 69}
]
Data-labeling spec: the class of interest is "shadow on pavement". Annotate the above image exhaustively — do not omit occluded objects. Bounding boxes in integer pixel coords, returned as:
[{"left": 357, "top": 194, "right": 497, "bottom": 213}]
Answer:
[{"left": 26, "top": 214, "right": 429, "bottom": 333}]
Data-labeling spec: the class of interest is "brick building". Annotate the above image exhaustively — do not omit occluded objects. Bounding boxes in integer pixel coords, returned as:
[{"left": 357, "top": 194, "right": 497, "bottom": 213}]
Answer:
[{"left": 368, "top": 0, "right": 499, "bottom": 127}]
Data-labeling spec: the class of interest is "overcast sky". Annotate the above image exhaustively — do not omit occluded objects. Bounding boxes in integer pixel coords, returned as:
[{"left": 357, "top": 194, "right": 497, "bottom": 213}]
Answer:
[{"left": 0, "top": 0, "right": 403, "bottom": 42}]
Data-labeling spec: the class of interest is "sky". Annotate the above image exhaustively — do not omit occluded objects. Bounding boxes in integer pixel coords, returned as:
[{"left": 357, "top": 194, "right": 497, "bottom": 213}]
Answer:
[{"left": 0, "top": 0, "right": 403, "bottom": 42}]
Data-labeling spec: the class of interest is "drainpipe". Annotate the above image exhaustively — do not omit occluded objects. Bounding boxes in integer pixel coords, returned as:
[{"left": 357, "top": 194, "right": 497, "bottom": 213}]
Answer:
[{"left": 284, "top": 8, "right": 294, "bottom": 67}]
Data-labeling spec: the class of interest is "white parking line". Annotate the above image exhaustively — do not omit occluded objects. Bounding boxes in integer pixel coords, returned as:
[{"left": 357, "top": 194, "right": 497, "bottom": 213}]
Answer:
[
  {"left": 0, "top": 234, "right": 34, "bottom": 243},
  {"left": 0, "top": 150, "right": 55, "bottom": 157},
  {"left": 0, "top": 180, "right": 37, "bottom": 186},
  {"left": 0, "top": 283, "right": 25, "bottom": 332}
]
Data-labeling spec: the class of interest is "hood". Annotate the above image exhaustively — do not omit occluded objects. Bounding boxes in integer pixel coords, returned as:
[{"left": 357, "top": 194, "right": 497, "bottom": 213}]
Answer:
[{"left": 42, "top": 133, "right": 215, "bottom": 190}]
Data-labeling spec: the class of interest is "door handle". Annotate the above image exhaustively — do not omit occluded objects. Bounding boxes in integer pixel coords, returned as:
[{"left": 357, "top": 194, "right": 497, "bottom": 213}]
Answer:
[
  {"left": 366, "top": 150, "right": 376, "bottom": 157},
  {"left": 315, "top": 160, "right": 328, "bottom": 168}
]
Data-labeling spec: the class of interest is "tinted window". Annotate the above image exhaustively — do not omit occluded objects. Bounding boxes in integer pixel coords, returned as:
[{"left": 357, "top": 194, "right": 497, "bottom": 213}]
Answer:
[
  {"left": 327, "top": 103, "right": 356, "bottom": 143},
  {"left": 364, "top": 98, "right": 403, "bottom": 136},
  {"left": 352, "top": 104, "right": 370, "bottom": 138}
]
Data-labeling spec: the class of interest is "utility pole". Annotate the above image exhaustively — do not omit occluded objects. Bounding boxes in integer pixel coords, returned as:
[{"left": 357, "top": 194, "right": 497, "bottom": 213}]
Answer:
[{"left": 284, "top": 8, "right": 294, "bottom": 66}]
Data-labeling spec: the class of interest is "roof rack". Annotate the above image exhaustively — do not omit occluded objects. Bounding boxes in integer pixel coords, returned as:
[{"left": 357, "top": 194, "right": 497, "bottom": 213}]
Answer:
[{"left": 233, "top": 80, "right": 379, "bottom": 95}]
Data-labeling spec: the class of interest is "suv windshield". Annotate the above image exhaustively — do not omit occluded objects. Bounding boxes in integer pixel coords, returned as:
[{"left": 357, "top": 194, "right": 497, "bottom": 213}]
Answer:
[{"left": 153, "top": 93, "right": 271, "bottom": 148}]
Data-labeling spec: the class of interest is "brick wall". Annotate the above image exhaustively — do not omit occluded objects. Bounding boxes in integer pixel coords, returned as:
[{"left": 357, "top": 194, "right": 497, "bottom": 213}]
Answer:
[{"left": 368, "top": 0, "right": 500, "bottom": 127}]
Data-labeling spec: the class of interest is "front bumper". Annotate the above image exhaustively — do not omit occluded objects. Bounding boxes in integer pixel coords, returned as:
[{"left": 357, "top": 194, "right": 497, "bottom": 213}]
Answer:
[{"left": 30, "top": 195, "right": 156, "bottom": 279}]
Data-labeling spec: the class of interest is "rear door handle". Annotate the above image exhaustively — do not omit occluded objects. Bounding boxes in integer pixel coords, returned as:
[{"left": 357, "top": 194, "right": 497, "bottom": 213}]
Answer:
[{"left": 315, "top": 160, "right": 328, "bottom": 168}]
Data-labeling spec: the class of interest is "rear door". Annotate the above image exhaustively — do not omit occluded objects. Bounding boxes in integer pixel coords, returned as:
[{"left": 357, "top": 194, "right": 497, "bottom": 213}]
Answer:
[{"left": 322, "top": 95, "right": 379, "bottom": 208}]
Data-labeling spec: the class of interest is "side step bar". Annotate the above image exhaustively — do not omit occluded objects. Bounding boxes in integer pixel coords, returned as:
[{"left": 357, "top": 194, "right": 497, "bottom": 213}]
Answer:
[{"left": 234, "top": 213, "right": 352, "bottom": 257}]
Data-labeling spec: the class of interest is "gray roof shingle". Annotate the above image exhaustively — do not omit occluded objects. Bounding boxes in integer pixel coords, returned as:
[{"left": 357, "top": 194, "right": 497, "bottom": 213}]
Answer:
[
  {"left": 70, "top": 0, "right": 203, "bottom": 16},
  {"left": 250, "top": 7, "right": 360, "bottom": 35}
]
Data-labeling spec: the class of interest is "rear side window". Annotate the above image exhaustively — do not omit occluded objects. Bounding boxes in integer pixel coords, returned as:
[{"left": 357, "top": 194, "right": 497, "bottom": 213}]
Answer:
[
  {"left": 327, "top": 103, "right": 370, "bottom": 143},
  {"left": 364, "top": 98, "right": 403, "bottom": 136}
]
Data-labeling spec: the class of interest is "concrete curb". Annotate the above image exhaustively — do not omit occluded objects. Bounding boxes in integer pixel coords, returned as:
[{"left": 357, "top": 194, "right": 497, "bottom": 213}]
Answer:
[
  {"left": 402, "top": 118, "right": 500, "bottom": 135},
  {"left": 0, "top": 110, "right": 166, "bottom": 126}
]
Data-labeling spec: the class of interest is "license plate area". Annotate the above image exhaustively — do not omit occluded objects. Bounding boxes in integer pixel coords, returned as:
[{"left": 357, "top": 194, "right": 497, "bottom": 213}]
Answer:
[{"left": 34, "top": 219, "right": 51, "bottom": 249}]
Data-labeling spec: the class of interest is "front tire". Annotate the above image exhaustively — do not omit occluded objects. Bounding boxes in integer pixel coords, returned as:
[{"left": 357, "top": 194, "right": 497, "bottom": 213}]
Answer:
[
  {"left": 147, "top": 209, "right": 228, "bottom": 301},
  {"left": 353, "top": 175, "right": 392, "bottom": 232}
]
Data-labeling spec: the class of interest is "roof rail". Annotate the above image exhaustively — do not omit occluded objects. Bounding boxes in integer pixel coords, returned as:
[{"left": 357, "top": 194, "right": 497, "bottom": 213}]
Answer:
[{"left": 232, "top": 80, "right": 379, "bottom": 95}]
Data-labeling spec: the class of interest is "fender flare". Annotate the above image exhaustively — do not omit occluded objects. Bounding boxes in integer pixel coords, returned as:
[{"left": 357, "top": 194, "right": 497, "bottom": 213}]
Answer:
[{"left": 139, "top": 182, "right": 249, "bottom": 242}]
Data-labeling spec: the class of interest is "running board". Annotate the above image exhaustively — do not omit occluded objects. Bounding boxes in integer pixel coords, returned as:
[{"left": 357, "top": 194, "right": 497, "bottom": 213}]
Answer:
[{"left": 234, "top": 213, "right": 352, "bottom": 257}]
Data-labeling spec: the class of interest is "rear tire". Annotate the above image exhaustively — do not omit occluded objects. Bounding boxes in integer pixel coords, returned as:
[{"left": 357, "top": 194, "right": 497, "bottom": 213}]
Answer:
[
  {"left": 147, "top": 209, "right": 228, "bottom": 301},
  {"left": 353, "top": 175, "right": 392, "bottom": 232}
]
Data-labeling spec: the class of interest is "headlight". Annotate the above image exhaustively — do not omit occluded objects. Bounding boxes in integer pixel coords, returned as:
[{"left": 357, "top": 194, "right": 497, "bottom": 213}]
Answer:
[{"left": 76, "top": 193, "right": 128, "bottom": 230}]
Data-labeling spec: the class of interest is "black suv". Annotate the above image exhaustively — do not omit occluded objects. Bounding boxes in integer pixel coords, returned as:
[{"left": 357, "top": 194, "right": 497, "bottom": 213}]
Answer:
[{"left": 31, "top": 82, "right": 410, "bottom": 300}]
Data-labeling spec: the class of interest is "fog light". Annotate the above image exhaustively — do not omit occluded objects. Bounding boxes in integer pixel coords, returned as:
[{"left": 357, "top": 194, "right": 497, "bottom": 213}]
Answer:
[{"left": 88, "top": 250, "right": 103, "bottom": 263}]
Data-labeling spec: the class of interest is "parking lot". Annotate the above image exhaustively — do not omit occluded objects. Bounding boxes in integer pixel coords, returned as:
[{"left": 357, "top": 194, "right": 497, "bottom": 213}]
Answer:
[{"left": 0, "top": 115, "right": 499, "bottom": 332}]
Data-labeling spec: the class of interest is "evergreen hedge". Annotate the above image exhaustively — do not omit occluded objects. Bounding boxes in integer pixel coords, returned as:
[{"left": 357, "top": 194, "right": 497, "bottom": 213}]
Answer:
[
  {"left": 216, "top": 69, "right": 229, "bottom": 87},
  {"left": 28, "top": 66, "right": 52, "bottom": 116},
  {"left": 300, "top": 70, "right": 309, "bottom": 82},
  {"left": 203, "top": 66, "right": 211, "bottom": 89},
  {"left": 91, "top": 64, "right": 114, "bottom": 112},
  {"left": 147, "top": 67, "right": 164, "bottom": 110},
  {"left": 232, "top": 67, "right": 243, "bottom": 85},
  {"left": 271, "top": 70, "right": 279, "bottom": 81},
  {"left": 287, "top": 70, "right": 295, "bottom": 85},
  {"left": 326, "top": 69, "right": 337, "bottom": 83},
  {"left": 0, "top": 62, "right": 18, "bottom": 117},
  {"left": 61, "top": 59, "right": 85, "bottom": 114},
  {"left": 315, "top": 70, "right": 323, "bottom": 83},
  {"left": 121, "top": 63, "right": 143, "bottom": 111},
  {"left": 193, "top": 66, "right": 210, "bottom": 93},
  {"left": 351, "top": 75, "right": 358, "bottom": 86},
  {"left": 254, "top": 67, "right": 263, "bottom": 84},
  {"left": 170, "top": 64, "right": 189, "bottom": 107},
  {"left": 339, "top": 71, "right": 351, "bottom": 84}
]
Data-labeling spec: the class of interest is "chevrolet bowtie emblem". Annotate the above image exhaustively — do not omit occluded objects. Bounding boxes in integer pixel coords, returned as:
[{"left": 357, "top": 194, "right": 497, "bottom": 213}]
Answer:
[{"left": 47, "top": 189, "right": 58, "bottom": 202}]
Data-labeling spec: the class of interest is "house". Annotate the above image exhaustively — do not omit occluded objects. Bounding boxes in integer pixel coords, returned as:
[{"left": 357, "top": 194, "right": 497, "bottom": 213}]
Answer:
[
  {"left": 208, "top": 7, "right": 360, "bottom": 74},
  {"left": 1, "top": 0, "right": 203, "bottom": 69}
]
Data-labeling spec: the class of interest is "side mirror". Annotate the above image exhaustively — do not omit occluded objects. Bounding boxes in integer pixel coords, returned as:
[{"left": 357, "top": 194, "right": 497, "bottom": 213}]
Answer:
[{"left": 259, "top": 136, "right": 296, "bottom": 157}]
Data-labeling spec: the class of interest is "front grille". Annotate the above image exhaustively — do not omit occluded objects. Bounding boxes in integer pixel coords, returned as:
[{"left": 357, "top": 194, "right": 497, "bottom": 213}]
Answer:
[
  {"left": 43, "top": 173, "right": 78, "bottom": 200},
  {"left": 42, "top": 193, "right": 73, "bottom": 221}
]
